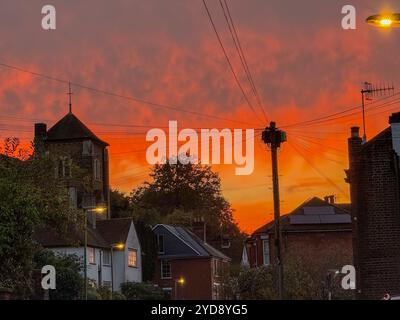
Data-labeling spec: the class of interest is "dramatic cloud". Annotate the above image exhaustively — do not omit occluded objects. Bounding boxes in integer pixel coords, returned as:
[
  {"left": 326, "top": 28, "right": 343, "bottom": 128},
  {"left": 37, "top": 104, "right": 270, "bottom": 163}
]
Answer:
[{"left": 1, "top": 0, "right": 400, "bottom": 232}]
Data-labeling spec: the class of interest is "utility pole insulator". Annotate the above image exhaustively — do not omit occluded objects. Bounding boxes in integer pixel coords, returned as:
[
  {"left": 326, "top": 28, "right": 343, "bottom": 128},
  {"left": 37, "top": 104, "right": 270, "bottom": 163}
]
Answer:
[{"left": 262, "top": 121, "right": 286, "bottom": 300}]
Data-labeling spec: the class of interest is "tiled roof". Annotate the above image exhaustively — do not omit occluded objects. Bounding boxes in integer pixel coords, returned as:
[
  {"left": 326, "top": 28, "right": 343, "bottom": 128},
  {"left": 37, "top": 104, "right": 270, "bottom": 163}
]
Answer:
[
  {"left": 251, "top": 197, "right": 351, "bottom": 237},
  {"left": 96, "top": 218, "right": 132, "bottom": 246},
  {"left": 36, "top": 218, "right": 133, "bottom": 249},
  {"left": 46, "top": 112, "right": 108, "bottom": 146},
  {"left": 155, "top": 224, "right": 231, "bottom": 261}
]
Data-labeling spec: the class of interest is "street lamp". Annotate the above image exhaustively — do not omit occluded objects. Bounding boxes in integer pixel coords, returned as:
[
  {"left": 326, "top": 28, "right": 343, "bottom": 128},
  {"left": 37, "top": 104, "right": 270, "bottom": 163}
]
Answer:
[
  {"left": 83, "top": 203, "right": 107, "bottom": 300},
  {"left": 110, "top": 242, "right": 125, "bottom": 299},
  {"left": 366, "top": 13, "right": 400, "bottom": 28},
  {"left": 174, "top": 277, "right": 185, "bottom": 300}
]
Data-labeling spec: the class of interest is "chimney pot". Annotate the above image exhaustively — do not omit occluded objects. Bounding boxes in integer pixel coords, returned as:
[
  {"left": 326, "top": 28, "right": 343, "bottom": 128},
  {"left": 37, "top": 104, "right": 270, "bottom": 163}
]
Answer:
[
  {"left": 351, "top": 127, "right": 359, "bottom": 138},
  {"left": 389, "top": 112, "right": 400, "bottom": 124},
  {"left": 34, "top": 123, "right": 47, "bottom": 139}
]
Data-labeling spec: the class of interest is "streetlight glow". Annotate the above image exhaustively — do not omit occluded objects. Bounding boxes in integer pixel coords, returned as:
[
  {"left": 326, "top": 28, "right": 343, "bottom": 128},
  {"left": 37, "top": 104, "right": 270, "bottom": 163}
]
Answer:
[
  {"left": 366, "top": 13, "right": 400, "bottom": 28},
  {"left": 177, "top": 277, "right": 185, "bottom": 285}
]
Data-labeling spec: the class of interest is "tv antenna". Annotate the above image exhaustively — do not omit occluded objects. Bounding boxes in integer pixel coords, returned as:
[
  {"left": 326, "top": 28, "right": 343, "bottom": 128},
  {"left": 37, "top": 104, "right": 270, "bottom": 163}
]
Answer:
[{"left": 361, "top": 82, "right": 394, "bottom": 142}]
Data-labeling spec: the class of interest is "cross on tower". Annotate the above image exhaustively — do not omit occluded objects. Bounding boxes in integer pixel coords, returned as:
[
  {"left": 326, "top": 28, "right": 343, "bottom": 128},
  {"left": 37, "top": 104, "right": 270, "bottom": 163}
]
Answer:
[{"left": 67, "top": 82, "right": 73, "bottom": 113}]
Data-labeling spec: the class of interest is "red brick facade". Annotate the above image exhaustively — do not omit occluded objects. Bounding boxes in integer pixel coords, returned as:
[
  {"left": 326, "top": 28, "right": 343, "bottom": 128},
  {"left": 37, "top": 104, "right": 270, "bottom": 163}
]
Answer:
[
  {"left": 347, "top": 118, "right": 400, "bottom": 299},
  {"left": 154, "top": 257, "right": 228, "bottom": 300}
]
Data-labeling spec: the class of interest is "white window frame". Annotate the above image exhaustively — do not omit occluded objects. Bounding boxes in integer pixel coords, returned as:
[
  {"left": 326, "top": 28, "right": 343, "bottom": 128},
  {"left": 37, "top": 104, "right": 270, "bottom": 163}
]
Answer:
[
  {"left": 88, "top": 247, "right": 96, "bottom": 264},
  {"left": 128, "top": 249, "right": 138, "bottom": 268},
  {"left": 161, "top": 260, "right": 172, "bottom": 279},
  {"left": 262, "top": 237, "right": 270, "bottom": 266},
  {"left": 102, "top": 250, "right": 111, "bottom": 266}
]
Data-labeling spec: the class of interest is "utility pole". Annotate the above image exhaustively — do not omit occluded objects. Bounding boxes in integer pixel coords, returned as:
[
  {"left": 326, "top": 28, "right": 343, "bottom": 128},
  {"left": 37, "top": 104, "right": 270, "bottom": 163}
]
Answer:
[
  {"left": 262, "top": 121, "right": 286, "bottom": 300},
  {"left": 361, "top": 82, "right": 394, "bottom": 142}
]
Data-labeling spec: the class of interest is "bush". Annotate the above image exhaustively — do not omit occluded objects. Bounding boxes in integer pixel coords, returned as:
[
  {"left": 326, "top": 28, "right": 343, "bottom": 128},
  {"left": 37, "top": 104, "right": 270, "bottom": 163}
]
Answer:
[
  {"left": 121, "top": 282, "right": 164, "bottom": 300},
  {"left": 34, "top": 250, "right": 83, "bottom": 300}
]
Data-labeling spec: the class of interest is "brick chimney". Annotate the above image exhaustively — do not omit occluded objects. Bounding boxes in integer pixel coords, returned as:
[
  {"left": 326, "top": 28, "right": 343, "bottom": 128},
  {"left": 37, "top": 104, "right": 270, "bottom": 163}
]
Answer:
[
  {"left": 192, "top": 217, "right": 206, "bottom": 242},
  {"left": 324, "top": 195, "right": 335, "bottom": 204},
  {"left": 34, "top": 123, "right": 47, "bottom": 154},
  {"left": 346, "top": 127, "right": 362, "bottom": 183},
  {"left": 389, "top": 112, "right": 400, "bottom": 156}
]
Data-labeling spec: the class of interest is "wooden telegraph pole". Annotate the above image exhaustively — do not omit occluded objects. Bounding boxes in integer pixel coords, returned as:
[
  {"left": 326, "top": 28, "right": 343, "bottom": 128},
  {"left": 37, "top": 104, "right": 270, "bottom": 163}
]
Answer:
[{"left": 262, "top": 121, "right": 286, "bottom": 299}]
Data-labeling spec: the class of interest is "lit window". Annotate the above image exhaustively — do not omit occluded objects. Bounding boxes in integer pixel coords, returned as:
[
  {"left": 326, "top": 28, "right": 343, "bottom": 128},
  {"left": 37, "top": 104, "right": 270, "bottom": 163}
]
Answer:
[
  {"left": 88, "top": 247, "right": 96, "bottom": 264},
  {"left": 103, "top": 251, "right": 111, "bottom": 265},
  {"left": 161, "top": 260, "right": 171, "bottom": 279},
  {"left": 158, "top": 235, "right": 165, "bottom": 254},
  {"left": 128, "top": 249, "right": 137, "bottom": 268}
]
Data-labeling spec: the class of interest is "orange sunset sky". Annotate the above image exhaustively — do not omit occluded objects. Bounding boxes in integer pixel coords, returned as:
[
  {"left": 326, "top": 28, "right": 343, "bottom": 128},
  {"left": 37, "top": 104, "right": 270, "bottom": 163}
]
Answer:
[{"left": 1, "top": 0, "right": 400, "bottom": 233}]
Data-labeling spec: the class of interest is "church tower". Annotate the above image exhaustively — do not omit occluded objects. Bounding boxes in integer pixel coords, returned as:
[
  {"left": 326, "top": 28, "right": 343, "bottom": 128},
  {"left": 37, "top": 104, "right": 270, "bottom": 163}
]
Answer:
[{"left": 33, "top": 88, "right": 110, "bottom": 218}]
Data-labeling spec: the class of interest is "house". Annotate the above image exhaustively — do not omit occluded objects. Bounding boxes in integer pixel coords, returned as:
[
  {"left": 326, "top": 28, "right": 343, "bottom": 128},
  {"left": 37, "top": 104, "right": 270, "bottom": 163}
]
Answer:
[
  {"left": 152, "top": 224, "right": 231, "bottom": 300},
  {"left": 34, "top": 108, "right": 142, "bottom": 292},
  {"left": 346, "top": 113, "right": 400, "bottom": 299},
  {"left": 244, "top": 196, "right": 352, "bottom": 269},
  {"left": 34, "top": 111, "right": 110, "bottom": 215},
  {"left": 37, "top": 218, "right": 142, "bottom": 290}
]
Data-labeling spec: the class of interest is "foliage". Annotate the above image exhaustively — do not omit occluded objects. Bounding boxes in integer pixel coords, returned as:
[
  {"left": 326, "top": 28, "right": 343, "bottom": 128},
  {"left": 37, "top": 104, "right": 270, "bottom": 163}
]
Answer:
[
  {"left": 134, "top": 220, "right": 158, "bottom": 282},
  {"left": 0, "top": 138, "right": 84, "bottom": 297},
  {"left": 121, "top": 282, "right": 164, "bottom": 300},
  {"left": 33, "top": 250, "right": 83, "bottom": 300},
  {"left": 97, "top": 286, "right": 127, "bottom": 300},
  {"left": 130, "top": 160, "right": 246, "bottom": 263},
  {"left": 110, "top": 189, "right": 131, "bottom": 218},
  {"left": 232, "top": 242, "right": 354, "bottom": 300}
]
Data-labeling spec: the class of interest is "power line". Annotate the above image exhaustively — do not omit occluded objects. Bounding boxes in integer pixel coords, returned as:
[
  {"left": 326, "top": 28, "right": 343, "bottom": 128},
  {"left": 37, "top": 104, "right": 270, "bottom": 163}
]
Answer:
[
  {"left": 219, "top": 0, "right": 268, "bottom": 123},
  {"left": 0, "top": 61, "right": 259, "bottom": 127},
  {"left": 287, "top": 140, "right": 348, "bottom": 199},
  {"left": 201, "top": 0, "right": 264, "bottom": 125},
  {"left": 279, "top": 92, "right": 400, "bottom": 129}
]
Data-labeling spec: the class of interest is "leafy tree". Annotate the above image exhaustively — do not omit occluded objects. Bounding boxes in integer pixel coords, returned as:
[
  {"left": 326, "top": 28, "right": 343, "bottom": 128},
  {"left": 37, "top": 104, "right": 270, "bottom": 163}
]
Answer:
[
  {"left": 33, "top": 250, "right": 83, "bottom": 300},
  {"left": 0, "top": 138, "right": 83, "bottom": 297},
  {"left": 110, "top": 189, "right": 131, "bottom": 218},
  {"left": 130, "top": 160, "right": 245, "bottom": 262}
]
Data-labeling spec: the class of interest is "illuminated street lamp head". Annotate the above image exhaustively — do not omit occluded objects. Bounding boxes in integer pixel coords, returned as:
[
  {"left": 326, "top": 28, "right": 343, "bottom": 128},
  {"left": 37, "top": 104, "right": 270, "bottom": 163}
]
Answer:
[
  {"left": 177, "top": 277, "right": 185, "bottom": 285},
  {"left": 113, "top": 243, "right": 125, "bottom": 250},
  {"left": 366, "top": 13, "right": 400, "bottom": 28}
]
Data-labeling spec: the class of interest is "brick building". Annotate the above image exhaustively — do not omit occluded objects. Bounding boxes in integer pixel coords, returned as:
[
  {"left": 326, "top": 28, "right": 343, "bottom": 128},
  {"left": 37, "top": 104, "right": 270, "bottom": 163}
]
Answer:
[
  {"left": 346, "top": 113, "right": 400, "bottom": 299},
  {"left": 244, "top": 197, "right": 352, "bottom": 270},
  {"left": 34, "top": 111, "right": 110, "bottom": 216},
  {"left": 152, "top": 224, "right": 231, "bottom": 300}
]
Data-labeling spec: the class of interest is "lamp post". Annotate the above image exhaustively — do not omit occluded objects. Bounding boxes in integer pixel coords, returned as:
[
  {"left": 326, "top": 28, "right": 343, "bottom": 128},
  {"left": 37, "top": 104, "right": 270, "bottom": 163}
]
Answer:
[
  {"left": 110, "top": 242, "right": 125, "bottom": 299},
  {"left": 174, "top": 277, "right": 185, "bottom": 300},
  {"left": 83, "top": 204, "right": 107, "bottom": 300}
]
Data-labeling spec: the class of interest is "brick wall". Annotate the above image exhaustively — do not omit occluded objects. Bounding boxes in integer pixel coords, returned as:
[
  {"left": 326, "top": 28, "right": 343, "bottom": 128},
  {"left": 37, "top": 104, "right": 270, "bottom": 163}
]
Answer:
[
  {"left": 347, "top": 124, "right": 400, "bottom": 299},
  {"left": 154, "top": 257, "right": 213, "bottom": 300}
]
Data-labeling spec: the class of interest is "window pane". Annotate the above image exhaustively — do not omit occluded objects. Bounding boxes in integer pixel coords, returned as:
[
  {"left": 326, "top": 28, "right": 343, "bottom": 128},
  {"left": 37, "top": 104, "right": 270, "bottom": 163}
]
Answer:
[
  {"left": 263, "top": 239, "right": 270, "bottom": 265},
  {"left": 103, "top": 251, "right": 111, "bottom": 265},
  {"left": 89, "top": 248, "right": 95, "bottom": 264},
  {"left": 161, "top": 260, "right": 171, "bottom": 278},
  {"left": 128, "top": 249, "right": 137, "bottom": 267}
]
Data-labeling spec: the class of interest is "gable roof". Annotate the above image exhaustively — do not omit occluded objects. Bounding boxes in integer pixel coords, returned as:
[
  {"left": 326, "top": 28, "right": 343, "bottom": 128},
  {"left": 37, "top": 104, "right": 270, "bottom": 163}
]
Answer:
[
  {"left": 46, "top": 112, "right": 108, "bottom": 146},
  {"left": 360, "top": 126, "right": 391, "bottom": 151},
  {"left": 251, "top": 197, "right": 351, "bottom": 237},
  {"left": 96, "top": 218, "right": 132, "bottom": 246},
  {"left": 153, "top": 224, "right": 231, "bottom": 261},
  {"left": 36, "top": 218, "right": 134, "bottom": 249}
]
